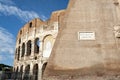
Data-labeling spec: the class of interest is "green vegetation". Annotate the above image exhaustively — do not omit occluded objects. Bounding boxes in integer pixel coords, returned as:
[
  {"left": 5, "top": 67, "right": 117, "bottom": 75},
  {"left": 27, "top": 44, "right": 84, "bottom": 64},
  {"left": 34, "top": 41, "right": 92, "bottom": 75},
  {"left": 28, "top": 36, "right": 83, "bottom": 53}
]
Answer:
[{"left": 0, "top": 64, "right": 13, "bottom": 71}]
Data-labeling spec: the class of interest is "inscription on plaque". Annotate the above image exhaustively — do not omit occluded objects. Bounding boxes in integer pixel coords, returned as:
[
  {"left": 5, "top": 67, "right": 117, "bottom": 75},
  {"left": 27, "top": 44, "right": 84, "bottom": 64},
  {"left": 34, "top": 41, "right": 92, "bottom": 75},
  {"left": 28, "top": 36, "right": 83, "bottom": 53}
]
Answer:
[{"left": 78, "top": 32, "right": 95, "bottom": 40}]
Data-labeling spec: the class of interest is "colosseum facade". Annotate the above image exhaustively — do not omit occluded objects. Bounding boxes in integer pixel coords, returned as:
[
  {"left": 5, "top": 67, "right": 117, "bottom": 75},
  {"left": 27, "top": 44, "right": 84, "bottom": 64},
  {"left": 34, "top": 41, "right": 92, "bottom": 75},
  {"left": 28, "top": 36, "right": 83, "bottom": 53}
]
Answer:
[{"left": 13, "top": 10, "right": 65, "bottom": 80}]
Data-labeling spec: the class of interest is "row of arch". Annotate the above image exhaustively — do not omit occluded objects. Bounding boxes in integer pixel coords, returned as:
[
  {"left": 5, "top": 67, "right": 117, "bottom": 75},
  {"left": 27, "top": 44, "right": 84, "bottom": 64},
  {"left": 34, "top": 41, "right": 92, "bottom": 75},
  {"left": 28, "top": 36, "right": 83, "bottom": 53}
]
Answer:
[
  {"left": 16, "top": 38, "right": 38, "bottom": 60},
  {"left": 14, "top": 63, "right": 47, "bottom": 80},
  {"left": 15, "top": 35, "right": 54, "bottom": 61}
]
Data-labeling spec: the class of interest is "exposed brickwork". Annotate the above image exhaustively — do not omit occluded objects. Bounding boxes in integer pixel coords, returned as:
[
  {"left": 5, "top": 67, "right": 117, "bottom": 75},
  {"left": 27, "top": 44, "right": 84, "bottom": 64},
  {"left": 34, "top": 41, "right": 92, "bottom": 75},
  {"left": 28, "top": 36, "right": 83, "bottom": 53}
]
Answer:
[
  {"left": 14, "top": 0, "right": 120, "bottom": 80},
  {"left": 43, "top": 0, "right": 120, "bottom": 80},
  {"left": 14, "top": 10, "right": 65, "bottom": 80}
]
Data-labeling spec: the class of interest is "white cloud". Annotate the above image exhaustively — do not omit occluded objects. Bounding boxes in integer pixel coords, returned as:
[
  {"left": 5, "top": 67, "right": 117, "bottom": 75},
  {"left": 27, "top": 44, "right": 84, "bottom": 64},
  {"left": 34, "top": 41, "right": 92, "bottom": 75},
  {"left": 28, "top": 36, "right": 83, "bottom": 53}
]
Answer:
[
  {"left": 41, "top": 15, "right": 48, "bottom": 21},
  {"left": 0, "top": 27, "right": 15, "bottom": 61},
  {"left": 0, "top": 3, "right": 40, "bottom": 22}
]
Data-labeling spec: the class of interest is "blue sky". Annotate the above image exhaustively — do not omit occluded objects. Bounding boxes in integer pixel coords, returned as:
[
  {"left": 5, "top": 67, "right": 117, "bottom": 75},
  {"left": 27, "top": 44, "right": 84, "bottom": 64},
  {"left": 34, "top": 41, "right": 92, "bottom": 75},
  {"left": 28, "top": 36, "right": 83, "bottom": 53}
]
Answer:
[{"left": 0, "top": 0, "right": 69, "bottom": 66}]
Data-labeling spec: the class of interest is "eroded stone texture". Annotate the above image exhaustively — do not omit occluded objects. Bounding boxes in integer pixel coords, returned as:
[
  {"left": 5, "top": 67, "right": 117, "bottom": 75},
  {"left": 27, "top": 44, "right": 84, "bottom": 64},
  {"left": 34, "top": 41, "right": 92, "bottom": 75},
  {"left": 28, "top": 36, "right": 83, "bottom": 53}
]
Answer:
[
  {"left": 44, "top": 0, "right": 120, "bottom": 79},
  {"left": 14, "top": 10, "right": 65, "bottom": 80}
]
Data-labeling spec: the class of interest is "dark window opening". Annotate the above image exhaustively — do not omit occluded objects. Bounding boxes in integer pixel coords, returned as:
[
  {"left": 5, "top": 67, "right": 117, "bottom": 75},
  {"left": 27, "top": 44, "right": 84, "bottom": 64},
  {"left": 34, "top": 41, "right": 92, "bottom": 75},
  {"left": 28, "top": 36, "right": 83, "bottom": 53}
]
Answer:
[
  {"left": 17, "top": 46, "right": 20, "bottom": 61},
  {"left": 20, "top": 65, "right": 23, "bottom": 73},
  {"left": 42, "top": 62, "right": 47, "bottom": 78},
  {"left": 34, "top": 38, "right": 39, "bottom": 54},
  {"left": 13, "top": 68, "right": 15, "bottom": 72},
  {"left": 33, "top": 64, "right": 38, "bottom": 80},
  {"left": 34, "top": 56, "right": 37, "bottom": 60},
  {"left": 21, "top": 43, "right": 25, "bottom": 57},
  {"left": 114, "top": 0, "right": 119, "bottom": 5},
  {"left": 27, "top": 40, "right": 32, "bottom": 56},
  {"left": 16, "top": 67, "right": 18, "bottom": 73},
  {"left": 23, "top": 65, "right": 30, "bottom": 80},
  {"left": 20, "top": 30, "right": 22, "bottom": 35},
  {"left": 15, "top": 48, "right": 17, "bottom": 59},
  {"left": 14, "top": 66, "right": 19, "bottom": 79},
  {"left": 20, "top": 65, "right": 23, "bottom": 80},
  {"left": 29, "top": 22, "right": 32, "bottom": 28},
  {"left": 19, "top": 38, "right": 21, "bottom": 44}
]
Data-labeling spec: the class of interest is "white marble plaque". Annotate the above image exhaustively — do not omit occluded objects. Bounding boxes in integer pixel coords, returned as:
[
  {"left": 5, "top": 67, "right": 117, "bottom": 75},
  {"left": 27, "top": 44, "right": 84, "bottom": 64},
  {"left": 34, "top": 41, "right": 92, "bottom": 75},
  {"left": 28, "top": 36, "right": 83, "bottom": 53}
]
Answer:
[{"left": 78, "top": 32, "right": 95, "bottom": 40}]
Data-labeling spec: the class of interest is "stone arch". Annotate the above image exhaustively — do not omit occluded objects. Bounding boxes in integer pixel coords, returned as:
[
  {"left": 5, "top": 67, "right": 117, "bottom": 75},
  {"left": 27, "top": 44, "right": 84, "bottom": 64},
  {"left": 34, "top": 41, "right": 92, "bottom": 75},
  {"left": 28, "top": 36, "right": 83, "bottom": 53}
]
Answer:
[
  {"left": 21, "top": 43, "right": 25, "bottom": 57},
  {"left": 33, "top": 64, "right": 38, "bottom": 80},
  {"left": 23, "top": 64, "right": 30, "bottom": 80},
  {"left": 17, "top": 46, "right": 20, "bottom": 60},
  {"left": 41, "top": 62, "right": 47, "bottom": 78},
  {"left": 29, "top": 22, "right": 32, "bottom": 28},
  {"left": 13, "top": 67, "right": 15, "bottom": 72},
  {"left": 15, "top": 66, "right": 19, "bottom": 79},
  {"left": 19, "top": 38, "right": 21, "bottom": 44},
  {"left": 34, "top": 38, "right": 40, "bottom": 54},
  {"left": 16, "top": 66, "right": 19, "bottom": 73},
  {"left": 15, "top": 48, "right": 17, "bottom": 59},
  {"left": 26, "top": 40, "right": 32, "bottom": 56},
  {"left": 20, "top": 65, "right": 23, "bottom": 79},
  {"left": 43, "top": 35, "right": 55, "bottom": 57}
]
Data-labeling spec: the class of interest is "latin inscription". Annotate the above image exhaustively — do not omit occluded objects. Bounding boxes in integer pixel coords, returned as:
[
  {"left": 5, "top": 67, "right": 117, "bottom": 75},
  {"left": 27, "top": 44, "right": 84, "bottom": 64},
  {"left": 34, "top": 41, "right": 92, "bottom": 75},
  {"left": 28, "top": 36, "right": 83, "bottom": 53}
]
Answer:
[{"left": 78, "top": 32, "right": 95, "bottom": 40}]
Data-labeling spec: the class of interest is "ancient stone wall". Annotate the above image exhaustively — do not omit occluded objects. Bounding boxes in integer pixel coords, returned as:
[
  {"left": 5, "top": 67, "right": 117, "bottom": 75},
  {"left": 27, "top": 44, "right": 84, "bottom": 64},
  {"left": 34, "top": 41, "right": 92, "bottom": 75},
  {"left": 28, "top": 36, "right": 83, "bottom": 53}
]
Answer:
[
  {"left": 14, "top": 10, "right": 65, "bottom": 80},
  {"left": 44, "top": 0, "right": 120, "bottom": 80}
]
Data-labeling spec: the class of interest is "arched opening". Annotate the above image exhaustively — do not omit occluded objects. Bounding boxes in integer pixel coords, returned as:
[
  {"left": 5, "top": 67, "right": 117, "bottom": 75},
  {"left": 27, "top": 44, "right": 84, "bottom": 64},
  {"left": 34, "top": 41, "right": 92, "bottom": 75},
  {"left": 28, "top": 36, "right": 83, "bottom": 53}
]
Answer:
[
  {"left": 43, "top": 35, "right": 54, "bottom": 57},
  {"left": 17, "top": 46, "right": 20, "bottom": 60},
  {"left": 33, "top": 64, "right": 38, "bottom": 80},
  {"left": 20, "top": 30, "right": 22, "bottom": 35},
  {"left": 19, "top": 38, "right": 21, "bottom": 44},
  {"left": 26, "top": 40, "right": 32, "bottom": 56},
  {"left": 21, "top": 43, "right": 25, "bottom": 57},
  {"left": 13, "top": 68, "right": 15, "bottom": 72},
  {"left": 23, "top": 65, "right": 30, "bottom": 80},
  {"left": 20, "top": 65, "right": 23, "bottom": 73},
  {"left": 16, "top": 67, "right": 18, "bottom": 73},
  {"left": 29, "top": 22, "right": 32, "bottom": 28},
  {"left": 34, "top": 38, "right": 40, "bottom": 54},
  {"left": 15, "top": 67, "right": 19, "bottom": 79},
  {"left": 42, "top": 62, "right": 47, "bottom": 78},
  {"left": 15, "top": 48, "right": 17, "bottom": 59},
  {"left": 20, "top": 65, "right": 23, "bottom": 79}
]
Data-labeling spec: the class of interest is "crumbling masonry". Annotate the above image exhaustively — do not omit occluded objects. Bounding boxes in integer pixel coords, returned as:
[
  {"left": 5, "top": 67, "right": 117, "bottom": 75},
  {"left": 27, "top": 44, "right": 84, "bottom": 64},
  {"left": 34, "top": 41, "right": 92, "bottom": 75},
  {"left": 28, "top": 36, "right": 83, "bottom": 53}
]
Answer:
[
  {"left": 13, "top": 10, "right": 65, "bottom": 80},
  {"left": 14, "top": 0, "right": 120, "bottom": 80}
]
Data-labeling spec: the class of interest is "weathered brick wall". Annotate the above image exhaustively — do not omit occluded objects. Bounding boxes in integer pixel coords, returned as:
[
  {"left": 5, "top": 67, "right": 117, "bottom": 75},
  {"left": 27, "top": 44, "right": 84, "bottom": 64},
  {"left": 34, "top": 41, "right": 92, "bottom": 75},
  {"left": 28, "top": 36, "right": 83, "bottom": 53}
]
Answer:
[
  {"left": 43, "top": 75, "right": 120, "bottom": 80},
  {"left": 44, "top": 0, "right": 120, "bottom": 79}
]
